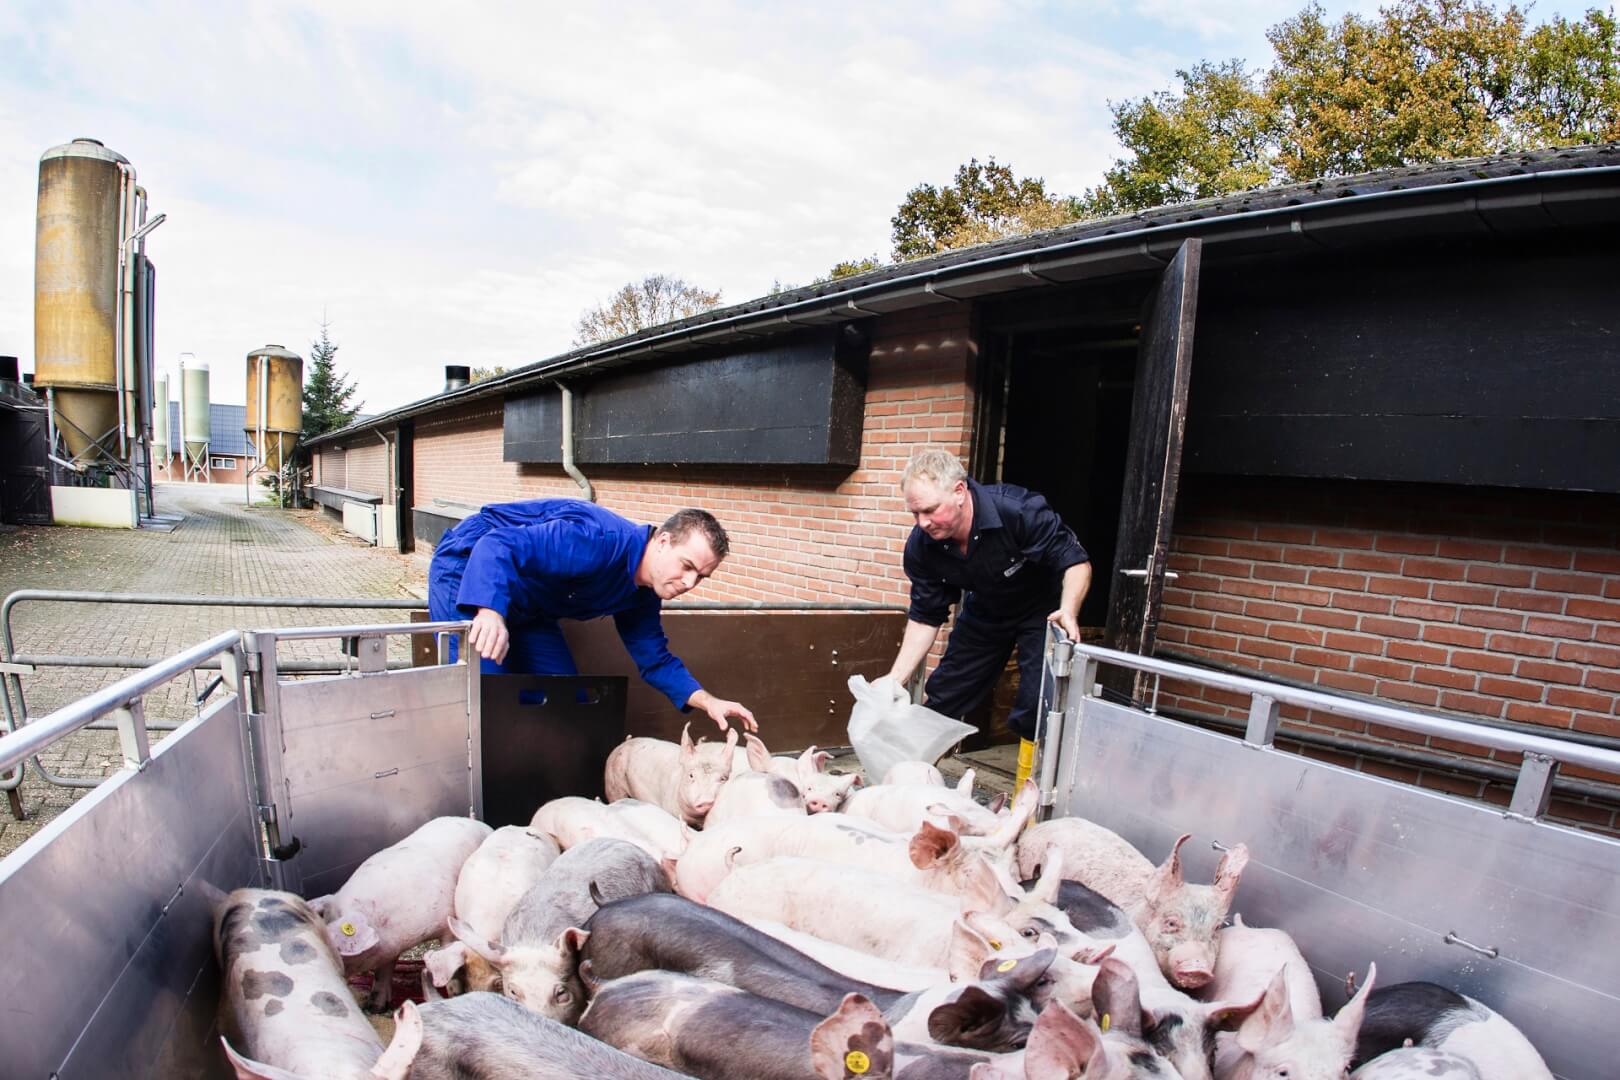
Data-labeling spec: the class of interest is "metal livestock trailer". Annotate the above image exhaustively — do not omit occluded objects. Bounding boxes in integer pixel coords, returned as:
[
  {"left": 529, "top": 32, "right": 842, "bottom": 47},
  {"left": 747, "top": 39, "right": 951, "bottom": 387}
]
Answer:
[{"left": 0, "top": 621, "right": 1616, "bottom": 1077}]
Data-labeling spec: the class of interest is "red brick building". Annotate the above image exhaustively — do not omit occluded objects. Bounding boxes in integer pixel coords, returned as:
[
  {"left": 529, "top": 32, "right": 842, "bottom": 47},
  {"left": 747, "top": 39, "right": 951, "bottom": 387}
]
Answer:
[{"left": 308, "top": 145, "right": 1620, "bottom": 832}]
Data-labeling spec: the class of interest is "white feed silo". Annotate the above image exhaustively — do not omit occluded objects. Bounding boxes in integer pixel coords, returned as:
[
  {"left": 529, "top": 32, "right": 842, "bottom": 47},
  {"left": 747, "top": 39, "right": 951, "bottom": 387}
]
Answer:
[
  {"left": 179, "top": 358, "right": 211, "bottom": 483},
  {"left": 151, "top": 371, "right": 170, "bottom": 476}
]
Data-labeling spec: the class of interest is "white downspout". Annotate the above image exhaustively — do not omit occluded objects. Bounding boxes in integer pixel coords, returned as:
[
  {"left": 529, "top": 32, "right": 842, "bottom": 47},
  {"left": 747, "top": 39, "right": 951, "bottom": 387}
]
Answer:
[{"left": 560, "top": 383, "right": 594, "bottom": 502}]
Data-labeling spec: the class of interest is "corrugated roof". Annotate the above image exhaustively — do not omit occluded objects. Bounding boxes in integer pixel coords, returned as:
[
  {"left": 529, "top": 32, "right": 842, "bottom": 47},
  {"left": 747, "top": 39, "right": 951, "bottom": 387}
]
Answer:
[
  {"left": 307, "top": 141, "right": 1620, "bottom": 448},
  {"left": 165, "top": 401, "right": 249, "bottom": 456}
]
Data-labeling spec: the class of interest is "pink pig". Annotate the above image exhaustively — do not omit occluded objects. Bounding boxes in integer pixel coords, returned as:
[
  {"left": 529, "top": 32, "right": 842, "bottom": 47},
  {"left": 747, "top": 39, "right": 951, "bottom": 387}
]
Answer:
[{"left": 603, "top": 723, "right": 738, "bottom": 827}]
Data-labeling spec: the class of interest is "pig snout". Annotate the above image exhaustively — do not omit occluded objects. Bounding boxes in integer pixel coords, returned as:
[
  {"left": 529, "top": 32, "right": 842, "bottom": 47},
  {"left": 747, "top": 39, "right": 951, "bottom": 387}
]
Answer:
[{"left": 1168, "top": 942, "right": 1215, "bottom": 988}]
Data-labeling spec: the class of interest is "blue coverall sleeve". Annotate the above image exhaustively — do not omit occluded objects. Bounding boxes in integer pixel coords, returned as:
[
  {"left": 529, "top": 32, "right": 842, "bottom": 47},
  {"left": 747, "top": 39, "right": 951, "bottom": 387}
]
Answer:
[
  {"left": 614, "top": 595, "right": 703, "bottom": 711},
  {"left": 454, "top": 521, "right": 614, "bottom": 618}
]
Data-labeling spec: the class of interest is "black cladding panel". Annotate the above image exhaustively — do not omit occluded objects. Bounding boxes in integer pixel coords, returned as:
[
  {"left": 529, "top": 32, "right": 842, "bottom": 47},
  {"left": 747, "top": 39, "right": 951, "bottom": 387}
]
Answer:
[
  {"left": 504, "top": 327, "right": 868, "bottom": 468},
  {"left": 1183, "top": 241, "right": 1620, "bottom": 493}
]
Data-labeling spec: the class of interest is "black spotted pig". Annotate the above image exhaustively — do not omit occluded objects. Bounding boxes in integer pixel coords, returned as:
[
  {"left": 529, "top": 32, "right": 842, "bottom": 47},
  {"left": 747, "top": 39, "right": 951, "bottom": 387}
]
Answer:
[
  {"left": 214, "top": 888, "right": 383, "bottom": 1080},
  {"left": 310, "top": 815, "right": 491, "bottom": 1010},
  {"left": 1353, "top": 982, "right": 1552, "bottom": 1080},
  {"left": 368, "top": 993, "right": 686, "bottom": 1079},
  {"left": 1352, "top": 1047, "right": 1483, "bottom": 1079},
  {"left": 604, "top": 723, "right": 738, "bottom": 826},
  {"left": 447, "top": 837, "right": 671, "bottom": 1025}
]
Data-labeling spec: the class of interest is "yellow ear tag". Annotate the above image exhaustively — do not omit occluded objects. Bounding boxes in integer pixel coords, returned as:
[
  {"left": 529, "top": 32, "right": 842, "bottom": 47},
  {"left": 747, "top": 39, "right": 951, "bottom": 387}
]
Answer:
[
  {"left": 845, "top": 1050, "right": 870, "bottom": 1074},
  {"left": 1100, "top": 1012, "right": 1111, "bottom": 1032},
  {"left": 988, "top": 939, "right": 1002, "bottom": 950},
  {"left": 996, "top": 959, "right": 1018, "bottom": 973},
  {"left": 340, "top": 922, "right": 356, "bottom": 937}
]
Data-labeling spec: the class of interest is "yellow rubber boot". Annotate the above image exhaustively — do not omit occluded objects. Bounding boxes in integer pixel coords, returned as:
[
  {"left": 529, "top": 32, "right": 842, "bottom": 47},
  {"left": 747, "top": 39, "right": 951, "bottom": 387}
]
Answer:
[{"left": 1012, "top": 738, "right": 1036, "bottom": 805}]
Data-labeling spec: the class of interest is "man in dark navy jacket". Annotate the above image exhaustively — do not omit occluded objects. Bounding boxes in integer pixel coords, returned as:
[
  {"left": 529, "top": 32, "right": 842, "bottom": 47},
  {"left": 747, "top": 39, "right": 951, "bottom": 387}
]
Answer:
[
  {"left": 886, "top": 449, "right": 1091, "bottom": 789},
  {"left": 428, "top": 499, "right": 756, "bottom": 733}
]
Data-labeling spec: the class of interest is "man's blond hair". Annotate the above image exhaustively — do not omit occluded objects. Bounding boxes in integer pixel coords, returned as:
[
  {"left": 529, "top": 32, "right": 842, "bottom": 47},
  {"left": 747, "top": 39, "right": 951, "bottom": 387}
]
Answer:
[{"left": 901, "top": 448, "right": 967, "bottom": 492}]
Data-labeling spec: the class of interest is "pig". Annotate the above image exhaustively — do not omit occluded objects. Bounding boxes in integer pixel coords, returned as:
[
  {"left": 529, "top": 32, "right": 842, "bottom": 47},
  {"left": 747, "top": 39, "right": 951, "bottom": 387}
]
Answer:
[
  {"left": 678, "top": 790, "right": 1035, "bottom": 904},
  {"left": 1021, "top": 828, "right": 1249, "bottom": 990},
  {"left": 446, "top": 837, "right": 671, "bottom": 1025},
  {"left": 1016, "top": 816, "right": 1153, "bottom": 904},
  {"left": 1216, "top": 963, "right": 1378, "bottom": 1080},
  {"left": 703, "top": 769, "right": 809, "bottom": 828},
  {"left": 529, "top": 796, "right": 689, "bottom": 862},
  {"left": 1038, "top": 874, "right": 1265, "bottom": 1080},
  {"left": 423, "top": 825, "right": 560, "bottom": 993},
  {"left": 214, "top": 888, "right": 384, "bottom": 1080},
  {"left": 1352, "top": 982, "right": 1552, "bottom": 1080},
  {"left": 966, "top": 958, "right": 1186, "bottom": 1080},
  {"left": 579, "top": 891, "right": 906, "bottom": 1015},
  {"left": 1204, "top": 916, "right": 1322, "bottom": 1029},
  {"left": 604, "top": 722, "right": 738, "bottom": 826},
  {"left": 881, "top": 760, "right": 945, "bottom": 787},
  {"left": 842, "top": 781, "right": 1004, "bottom": 836},
  {"left": 1352, "top": 1047, "right": 1483, "bottom": 1079},
  {"left": 732, "top": 735, "right": 860, "bottom": 814},
  {"left": 309, "top": 815, "right": 491, "bottom": 1010},
  {"left": 707, "top": 855, "right": 1025, "bottom": 970},
  {"left": 367, "top": 993, "right": 686, "bottom": 1079}
]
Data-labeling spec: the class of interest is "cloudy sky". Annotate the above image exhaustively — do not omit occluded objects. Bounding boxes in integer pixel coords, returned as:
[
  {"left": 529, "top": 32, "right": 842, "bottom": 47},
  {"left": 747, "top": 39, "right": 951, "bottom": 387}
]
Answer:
[{"left": 0, "top": 1, "right": 1590, "bottom": 413}]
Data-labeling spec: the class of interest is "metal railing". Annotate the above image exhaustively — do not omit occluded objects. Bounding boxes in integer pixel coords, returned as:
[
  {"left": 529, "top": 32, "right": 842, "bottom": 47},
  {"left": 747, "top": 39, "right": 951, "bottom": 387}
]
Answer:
[{"left": 1035, "top": 629, "right": 1620, "bottom": 824}]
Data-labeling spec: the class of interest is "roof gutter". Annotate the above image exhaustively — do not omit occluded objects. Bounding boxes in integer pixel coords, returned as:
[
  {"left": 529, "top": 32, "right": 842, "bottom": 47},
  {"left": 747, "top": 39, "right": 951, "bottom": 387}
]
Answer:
[{"left": 306, "top": 163, "right": 1620, "bottom": 448}]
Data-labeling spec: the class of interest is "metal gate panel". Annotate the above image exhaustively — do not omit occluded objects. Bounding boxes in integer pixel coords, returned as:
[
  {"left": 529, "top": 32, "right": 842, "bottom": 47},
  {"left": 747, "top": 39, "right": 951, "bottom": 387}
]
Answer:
[
  {"left": 274, "top": 663, "right": 475, "bottom": 899},
  {"left": 0, "top": 696, "right": 259, "bottom": 1080},
  {"left": 1055, "top": 698, "right": 1619, "bottom": 1080}
]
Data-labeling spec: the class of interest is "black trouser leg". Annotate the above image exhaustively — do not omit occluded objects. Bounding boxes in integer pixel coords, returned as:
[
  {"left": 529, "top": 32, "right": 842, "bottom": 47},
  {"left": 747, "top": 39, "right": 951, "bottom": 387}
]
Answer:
[{"left": 924, "top": 617, "right": 1016, "bottom": 729}]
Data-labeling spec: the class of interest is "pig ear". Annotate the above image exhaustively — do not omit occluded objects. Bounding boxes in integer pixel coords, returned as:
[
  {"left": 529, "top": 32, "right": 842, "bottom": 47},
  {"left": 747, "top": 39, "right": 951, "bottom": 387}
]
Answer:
[
  {"left": 979, "top": 947, "right": 1056, "bottom": 992},
  {"left": 947, "top": 918, "right": 994, "bottom": 981},
  {"left": 370, "top": 1000, "right": 424, "bottom": 1080},
  {"left": 422, "top": 943, "right": 468, "bottom": 989},
  {"left": 987, "top": 792, "right": 1008, "bottom": 815},
  {"left": 327, "top": 912, "right": 378, "bottom": 957},
  {"left": 812, "top": 749, "right": 832, "bottom": 772},
  {"left": 1090, "top": 957, "right": 1145, "bottom": 1037},
  {"left": 221, "top": 1037, "right": 304, "bottom": 1080},
  {"left": 724, "top": 726, "right": 740, "bottom": 753},
  {"left": 1030, "top": 845, "right": 1065, "bottom": 905},
  {"left": 927, "top": 985, "right": 1010, "bottom": 1046},
  {"left": 1332, "top": 962, "right": 1377, "bottom": 1046},
  {"left": 447, "top": 916, "right": 507, "bottom": 967},
  {"left": 809, "top": 993, "right": 893, "bottom": 1080},
  {"left": 956, "top": 768, "right": 976, "bottom": 796},
  {"left": 745, "top": 734, "right": 773, "bottom": 772},
  {"left": 556, "top": 926, "right": 590, "bottom": 956},
  {"left": 1145, "top": 833, "right": 1192, "bottom": 907},
  {"left": 1236, "top": 967, "right": 1296, "bottom": 1054},
  {"left": 1213, "top": 843, "right": 1250, "bottom": 903},
  {"left": 909, "top": 820, "right": 960, "bottom": 870},
  {"left": 680, "top": 722, "right": 695, "bottom": 754},
  {"left": 958, "top": 856, "right": 1017, "bottom": 916},
  {"left": 309, "top": 895, "right": 336, "bottom": 921},
  {"left": 1074, "top": 941, "right": 1115, "bottom": 965},
  {"left": 1023, "top": 1001, "right": 1104, "bottom": 1080}
]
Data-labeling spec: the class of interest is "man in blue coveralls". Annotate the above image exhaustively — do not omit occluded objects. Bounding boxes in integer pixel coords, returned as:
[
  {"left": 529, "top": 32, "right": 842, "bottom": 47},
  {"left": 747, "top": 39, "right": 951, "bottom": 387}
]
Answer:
[
  {"left": 885, "top": 448, "right": 1090, "bottom": 790},
  {"left": 428, "top": 499, "right": 757, "bottom": 734}
]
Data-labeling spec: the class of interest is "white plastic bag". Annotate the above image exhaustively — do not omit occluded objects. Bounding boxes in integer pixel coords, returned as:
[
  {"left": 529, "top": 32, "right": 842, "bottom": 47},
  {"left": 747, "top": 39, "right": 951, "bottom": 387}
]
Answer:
[{"left": 846, "top": 674, "right": 977, "bottom": 782}]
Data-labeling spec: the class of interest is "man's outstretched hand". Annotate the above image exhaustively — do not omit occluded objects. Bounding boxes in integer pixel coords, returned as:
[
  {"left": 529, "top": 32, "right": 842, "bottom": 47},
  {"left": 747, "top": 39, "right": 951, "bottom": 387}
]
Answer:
[
  {"left": 687, "top": 688, "right": 758, "bottom": 734},
  {"left": 467, "top": 607, "right": 510, "bottom": 664}
]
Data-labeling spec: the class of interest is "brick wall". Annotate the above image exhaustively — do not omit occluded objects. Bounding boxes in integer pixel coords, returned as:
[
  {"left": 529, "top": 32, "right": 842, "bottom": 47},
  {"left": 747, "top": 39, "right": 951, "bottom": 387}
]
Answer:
[
  {"left": 1158, "top": 475, "right": 1620, "bottom": 833},
  {"left": 315, "top": 447, "right": 344, "bottom": 488},
  {"left": 411, "top": 307, "right": 981, "bottom": 604},
  {"left": 342, "top": 441, "right": 390, "bottom": 502},
  {"left": 158, "top": 452, "right": 247, "bottom": 484}
]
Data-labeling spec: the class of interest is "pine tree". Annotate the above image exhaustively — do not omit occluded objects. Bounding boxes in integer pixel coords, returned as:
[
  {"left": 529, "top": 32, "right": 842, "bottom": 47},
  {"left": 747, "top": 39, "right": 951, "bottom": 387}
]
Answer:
[{"left": 301, "top": 323, "right": 362, "bottom": 439}]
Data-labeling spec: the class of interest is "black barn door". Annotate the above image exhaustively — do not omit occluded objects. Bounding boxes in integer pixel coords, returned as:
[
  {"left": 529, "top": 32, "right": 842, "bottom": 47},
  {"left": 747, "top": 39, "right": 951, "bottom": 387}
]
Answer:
[
  {"left": 1103, "top": 238, "right": 1201, "bottom": 700},
  {"left": 1, "top": 405, "right": 52, "bottom": 525}
]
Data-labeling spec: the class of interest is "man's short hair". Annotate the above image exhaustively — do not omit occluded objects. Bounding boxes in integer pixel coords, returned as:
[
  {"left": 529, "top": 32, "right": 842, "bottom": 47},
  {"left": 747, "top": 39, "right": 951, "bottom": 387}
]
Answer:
[
  {"left": 659, "top": 508, "right": 730, "bottom": 560},
  {"left": 901, "top": 448, "right": 968, "bottom": 493}
]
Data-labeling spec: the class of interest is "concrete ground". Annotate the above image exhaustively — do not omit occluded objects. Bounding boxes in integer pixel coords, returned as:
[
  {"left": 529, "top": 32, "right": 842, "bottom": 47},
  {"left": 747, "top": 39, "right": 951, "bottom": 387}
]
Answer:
[{"left": 0, "top": 483, "right": 427, "bottom": 855}]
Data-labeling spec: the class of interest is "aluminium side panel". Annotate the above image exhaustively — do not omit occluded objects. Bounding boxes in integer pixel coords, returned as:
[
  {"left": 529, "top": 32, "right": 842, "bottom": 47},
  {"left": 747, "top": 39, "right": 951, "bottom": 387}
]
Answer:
[
  {"left": 273, "top": 663, "right": 474, "bottom": 898},
  {"left": 0, "top": 696, "right": 261, "bottom": 1079},
  {"left": 1054, "top": 698, "right": 1620, "bottom": 1080}
]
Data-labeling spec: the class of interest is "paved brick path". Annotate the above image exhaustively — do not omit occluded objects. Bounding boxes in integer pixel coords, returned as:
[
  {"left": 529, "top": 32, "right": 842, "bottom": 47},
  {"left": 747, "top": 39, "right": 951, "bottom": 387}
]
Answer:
[{"left": 0, "top": 484, "right": 428, "bottom": 854}]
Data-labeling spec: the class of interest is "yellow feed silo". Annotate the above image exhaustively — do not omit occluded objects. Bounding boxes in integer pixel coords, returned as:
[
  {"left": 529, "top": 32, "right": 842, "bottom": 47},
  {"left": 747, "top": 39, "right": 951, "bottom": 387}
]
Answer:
[{"left": 245, "top": 345, "right": 304, "bottom": 470}]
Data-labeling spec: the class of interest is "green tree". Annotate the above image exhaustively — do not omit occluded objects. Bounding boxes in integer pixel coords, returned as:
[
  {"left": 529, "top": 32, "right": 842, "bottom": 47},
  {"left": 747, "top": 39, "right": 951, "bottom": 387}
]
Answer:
[
  {"left": 1084, "top": 0, "right": 1620, "bottom": 215},
  {"left": 816, "top": 256, "right": 885, "bottom": 283},
  {"left": 891, "top": 158, "right": 1082, "bottom": 260},
  {"left": 574, "top": 275, "right": 724, "bottom": 346},
  {"left": 301, "top": 323, "right": 362, "bottom": 439},
  {"left": 1081, "top": 61, "right": 1278, "bottom": 216}
]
